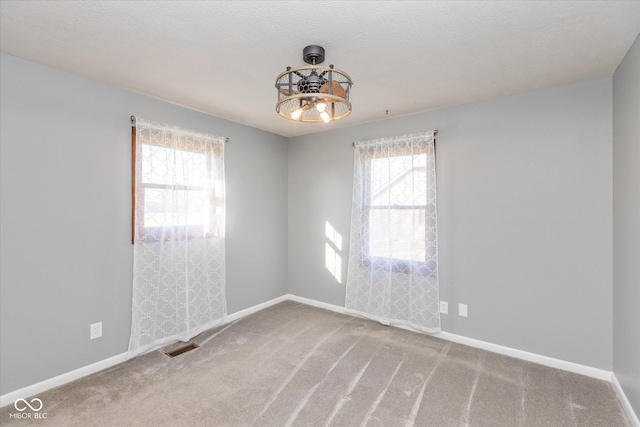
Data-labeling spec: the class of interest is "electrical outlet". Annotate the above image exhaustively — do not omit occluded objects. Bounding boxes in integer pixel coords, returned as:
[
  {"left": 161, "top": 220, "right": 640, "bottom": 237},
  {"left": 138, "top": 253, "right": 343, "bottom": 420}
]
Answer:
[
  {"left": 459, "top": 304, "right": 468, "bottom": 318},
  {"left": 440, "top": 301, "right": 448, "bottom": 314},
  {"left": 90, "top": 322, "right": 102, "bottom": 340}
]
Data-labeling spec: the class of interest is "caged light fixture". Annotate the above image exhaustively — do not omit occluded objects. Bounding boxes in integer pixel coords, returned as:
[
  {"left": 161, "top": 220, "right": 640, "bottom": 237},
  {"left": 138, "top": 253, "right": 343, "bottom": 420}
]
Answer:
[{"left": 275, "top": 45, "right": 353, "bottom": 123}]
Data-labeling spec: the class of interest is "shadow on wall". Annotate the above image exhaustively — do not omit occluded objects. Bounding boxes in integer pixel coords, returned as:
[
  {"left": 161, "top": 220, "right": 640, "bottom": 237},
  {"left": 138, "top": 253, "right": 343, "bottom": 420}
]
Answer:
[{"left": 325, "top": 221, "right": 343, "bottom": 284}]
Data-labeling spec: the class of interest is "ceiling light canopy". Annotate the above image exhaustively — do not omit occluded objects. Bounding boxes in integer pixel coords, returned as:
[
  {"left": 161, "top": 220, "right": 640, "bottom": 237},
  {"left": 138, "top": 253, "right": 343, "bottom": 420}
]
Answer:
[{"left": 276, "top": 45, "right": 353, "bottom": 123}]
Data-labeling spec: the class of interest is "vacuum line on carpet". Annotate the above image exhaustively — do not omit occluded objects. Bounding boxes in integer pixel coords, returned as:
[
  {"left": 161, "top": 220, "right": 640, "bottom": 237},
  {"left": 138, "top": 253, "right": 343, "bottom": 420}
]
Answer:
[
  {"left": 519, "top": 368, "right": 529, "bottom": 426},
  {"left": 328, "top": 341, "right": 360, "bottom": 374},
  {"left": 248, "top": 323, "right": 317, "bottom": 366},
  {"left": 405, "top": 342, "right": 452, "bottom": 427},
  {"left": 199, "top": 319, "right": 240, "bottom": 347},
  {"left": 461, "top": 350, "right": 487, "bottom": 426},
  {"left": 323, "top": 359, "right": 372, "bottom": 427},
  {"left": 360, "top": 358, "right": 405, "bottom": 427},
  {"left": 285, "top": 338, "right": 365, "bottom": 427},
  {"left": 563, "top": 373, "right": 580, "bottom": 427},
  {"left": 285, "top": 383, "right": 322, "bottom": 427},
  {"left": 258, "top": 320, "right": 353, "bottom": 419}
]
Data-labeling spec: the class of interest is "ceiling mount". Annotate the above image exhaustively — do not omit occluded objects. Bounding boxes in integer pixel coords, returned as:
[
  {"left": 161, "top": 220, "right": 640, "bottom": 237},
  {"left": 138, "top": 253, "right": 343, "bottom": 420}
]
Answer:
[
  {"left": 275, "top": 45, "right": 353, "bottom": 123},
  {"left": 303, "top": 45, "right": 325, "bottom": 65}
]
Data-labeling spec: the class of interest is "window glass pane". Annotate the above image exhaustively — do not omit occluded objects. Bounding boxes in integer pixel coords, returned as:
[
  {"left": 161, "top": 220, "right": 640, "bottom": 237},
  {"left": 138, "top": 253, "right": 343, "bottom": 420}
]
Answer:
[
  {"left": 369, "top": 208, "right": 426, "bottom": 262},
  {"left": 370, "top": 154, "right": 427, "bottom": 206},
  {"left": 144, "top": 188, "right": 209, "bottom": 227},
  {"left": 142, "top": 145, "right": 208, "bottom": 187}
]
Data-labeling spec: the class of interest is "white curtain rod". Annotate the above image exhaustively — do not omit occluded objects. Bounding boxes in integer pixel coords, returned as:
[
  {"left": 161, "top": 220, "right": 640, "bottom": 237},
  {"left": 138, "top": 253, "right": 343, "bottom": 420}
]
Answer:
[
  {"left": 352, "top": 129, "right": 438, "bottom": 147},
  {"left": 130, "top": 115, "right": 229, "bottom": 142}
]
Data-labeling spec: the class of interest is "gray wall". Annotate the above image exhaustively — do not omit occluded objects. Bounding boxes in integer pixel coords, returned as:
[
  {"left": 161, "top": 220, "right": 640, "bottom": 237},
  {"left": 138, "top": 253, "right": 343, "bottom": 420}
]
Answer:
[
  {"left": 613, "top": 34, "right": 640, "bottom": 415},
  {"left": 0, "top": 48, "right": 625, "bottom": 397},
  {"left": 0, "top": 53, "right": 288, "bottom": 395},
  {"left": 289, "top": 78, "right": 614, "bottom": 370}
]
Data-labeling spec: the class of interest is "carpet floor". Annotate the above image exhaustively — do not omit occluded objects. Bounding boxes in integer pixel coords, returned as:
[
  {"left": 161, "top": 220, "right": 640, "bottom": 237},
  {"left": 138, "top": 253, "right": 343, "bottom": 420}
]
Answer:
[{"left": 1, "top": 301, "right": 630, "bottom": 426}]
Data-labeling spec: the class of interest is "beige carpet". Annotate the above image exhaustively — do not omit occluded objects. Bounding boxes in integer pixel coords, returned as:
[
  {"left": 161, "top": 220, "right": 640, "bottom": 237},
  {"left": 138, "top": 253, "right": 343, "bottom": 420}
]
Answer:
[{"left": 1, "top": 301, "right": 630, "bottom": 426}]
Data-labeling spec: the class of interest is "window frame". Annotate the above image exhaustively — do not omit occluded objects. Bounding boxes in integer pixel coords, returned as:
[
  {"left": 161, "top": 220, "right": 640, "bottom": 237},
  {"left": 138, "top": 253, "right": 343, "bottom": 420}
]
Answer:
[
  {"left": 359, "top": 143, "right": 436, "bottom": 276},
  {"left": 132, "top": 125, "right": 223, "bottom": 244}
]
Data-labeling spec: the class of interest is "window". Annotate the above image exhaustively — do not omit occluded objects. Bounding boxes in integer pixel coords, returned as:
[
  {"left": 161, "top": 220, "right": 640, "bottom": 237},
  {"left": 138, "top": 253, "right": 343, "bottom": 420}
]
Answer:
[
  {"left": 129, "top": 118, "right": 227, "bottom": 357},
  {"left": 359, "top": 138, "right": 437, "bottom": 276},
  {"left": 132, "top": 123, "right": 224, "bottom": 244},
  {"left": 346, "top": 131, "right": 439, "bottom": 331}
]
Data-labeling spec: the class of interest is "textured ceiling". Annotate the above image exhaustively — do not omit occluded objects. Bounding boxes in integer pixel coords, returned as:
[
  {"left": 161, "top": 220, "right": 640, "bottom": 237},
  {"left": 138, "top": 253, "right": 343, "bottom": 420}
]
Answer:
[{"left": 1, "top": 1, "right": 639, "bottom": 138}]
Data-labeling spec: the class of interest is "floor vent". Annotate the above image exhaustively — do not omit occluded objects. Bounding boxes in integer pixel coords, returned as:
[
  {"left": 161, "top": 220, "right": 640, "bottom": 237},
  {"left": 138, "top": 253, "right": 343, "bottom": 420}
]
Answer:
[{"left": 165, "top": 343, "right": 199, "bottom": 358}]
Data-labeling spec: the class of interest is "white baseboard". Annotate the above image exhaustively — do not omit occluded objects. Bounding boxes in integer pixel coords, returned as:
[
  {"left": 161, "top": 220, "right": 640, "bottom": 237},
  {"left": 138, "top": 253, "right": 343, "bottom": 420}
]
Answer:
[
  {"left": 285, "top": 294, "right": 613, "bottom": 381},
  {"left": 3, "top": 292, "right": 634, "bottom": 425},
  {"left": 288, "top": 295, "right": 638, "bottom": 423},
  {"left": 612, "top": 373, "right": 640, "bottom": 427},
  {"left": 0, "top": 294, "right": 289, "bottom": 409},
  {"left": 0, "top": 352, "right": 127, "bottom": 408},
  {"left": 226, "top": 294, "right": 289, "bottom": 322},
  {"left": 435, "top": 331, "right": 612, "bottom": 381},
  {"left": 286, "top": 294, "right": 349, "bottom": 314}
]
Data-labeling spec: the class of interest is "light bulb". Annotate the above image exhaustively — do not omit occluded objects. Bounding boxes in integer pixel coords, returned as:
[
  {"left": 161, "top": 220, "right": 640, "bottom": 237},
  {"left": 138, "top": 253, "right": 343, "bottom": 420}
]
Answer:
[
  {"left": 316, "top": 102, "right": 326, "bottom": 112},
  {"left": 320, "top": 111, "right": 331, "bottom": 123},
  {"left": 291, "top": 108, "right": 303, "bottom": 120}
]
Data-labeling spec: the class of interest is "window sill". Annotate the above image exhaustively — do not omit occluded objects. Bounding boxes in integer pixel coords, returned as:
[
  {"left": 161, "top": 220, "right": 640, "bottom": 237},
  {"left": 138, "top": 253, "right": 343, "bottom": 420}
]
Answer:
[
  {"left": 361, "top": 256, "right": 436, "bottom": 277},
  {"left": 135, "top": 226, "right": 221, "bottom": 244}
]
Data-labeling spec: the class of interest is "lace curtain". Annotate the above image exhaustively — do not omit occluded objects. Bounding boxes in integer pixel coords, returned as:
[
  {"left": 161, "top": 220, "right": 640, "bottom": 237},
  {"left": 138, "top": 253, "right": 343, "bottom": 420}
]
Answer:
[
  {"left": 128, "top": 118, "right": 226, "bottom": 358},
  {"left": 345, "top": 131, "right": 440, "bottom": 333}
]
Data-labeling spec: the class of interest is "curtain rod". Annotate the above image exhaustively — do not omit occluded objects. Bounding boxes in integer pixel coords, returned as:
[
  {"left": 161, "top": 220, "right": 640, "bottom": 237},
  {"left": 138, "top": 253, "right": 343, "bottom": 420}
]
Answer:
[
  {"left": 130, "top": 115, "right": 229, "bottom": 142},
  {"left": 351, "top": 129, "right": 438, "bottom": 147}
]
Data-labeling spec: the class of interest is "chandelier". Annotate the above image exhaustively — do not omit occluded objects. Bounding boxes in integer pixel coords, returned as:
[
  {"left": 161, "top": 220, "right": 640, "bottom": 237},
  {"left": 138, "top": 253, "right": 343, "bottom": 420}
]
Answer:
[{"left": 275, "top": 45, "right": 353, "bottom": 123}]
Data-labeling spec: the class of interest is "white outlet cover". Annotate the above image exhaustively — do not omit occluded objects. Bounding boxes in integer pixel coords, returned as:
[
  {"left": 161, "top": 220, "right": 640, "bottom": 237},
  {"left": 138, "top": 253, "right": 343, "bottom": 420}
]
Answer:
[
  {"left": 90, "top": 322, "right": 102, "bottom": 340},
  {"left": 440, "top": 301, "right": 448, "bottom": 314},
  {"left": 459, "top": 304, "right": 468, "bottom": 318}
]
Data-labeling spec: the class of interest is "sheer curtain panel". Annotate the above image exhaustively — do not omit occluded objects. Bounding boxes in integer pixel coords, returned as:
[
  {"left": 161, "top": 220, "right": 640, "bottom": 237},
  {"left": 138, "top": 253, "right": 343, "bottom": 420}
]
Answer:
[
  {"left": 128, "top": 118, "right": 226, "bottom": 358},
  {"left": 345, "top": 131, "right": 440, "bottom": 333}
]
